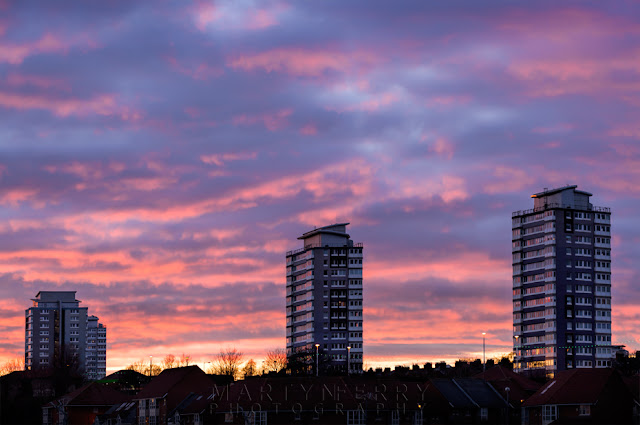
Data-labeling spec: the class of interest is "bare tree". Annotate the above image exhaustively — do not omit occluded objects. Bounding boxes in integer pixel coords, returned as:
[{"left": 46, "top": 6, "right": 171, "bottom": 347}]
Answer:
[
  {"left": 178, "top": 353, "right": 191, "bottom": 367},
  {"left": 162, "top": 354, "right": 177, "bottom": 369},
  {"left": 125, "top": 359, "right": 147, "bottom": 375},
  {"left": 263, "top": 348, "right": 288, "bottom": 373},
  {"left": 0, "top": 358, "right": 24, "bottom": 376},
  {"left": 126, "top": 359, "right": 161, "bottom": 376},
  {"left": 211, "top": 347, "right": 244, "bottom": 380},
  {"left": 241, "top": 359, "right": 258, "bottom": 378}
]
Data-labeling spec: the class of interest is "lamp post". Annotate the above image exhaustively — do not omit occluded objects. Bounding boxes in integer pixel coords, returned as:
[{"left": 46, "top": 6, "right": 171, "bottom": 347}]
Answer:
[
  {"left": 482, "top": 333, "right": 486, "bottom": 373},
  {"left": 149, "top": 355, "right": 153, "bottom": 377},
  {"left": 347, "top": 346, "right": 351, "bottom": 376},
  {"left": 514, "top": 335, "right": 519, "bottom": 370},
  {"left": 315, "top": 344, "right": 320, "bottom": 377}
]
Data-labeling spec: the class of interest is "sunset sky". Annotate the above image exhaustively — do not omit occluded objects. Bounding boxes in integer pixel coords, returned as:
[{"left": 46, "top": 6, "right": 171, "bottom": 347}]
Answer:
[{"left": 1, "top": 0, "right": 639, "bottom": 373}]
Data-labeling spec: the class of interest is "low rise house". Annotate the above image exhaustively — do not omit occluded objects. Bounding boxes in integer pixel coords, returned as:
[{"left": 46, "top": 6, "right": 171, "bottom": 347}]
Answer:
[
  {"left": 522, "top": 368, "right": 634, "bottom": 425},
  {"left": 430, "top": 378, "right": 509, "bottom": 423},
  {"left": 134, "top": 366, "right": 215, "bottom": 425},
  {"left": 42, "top": 382, "right": 129, "bottom": 425}
]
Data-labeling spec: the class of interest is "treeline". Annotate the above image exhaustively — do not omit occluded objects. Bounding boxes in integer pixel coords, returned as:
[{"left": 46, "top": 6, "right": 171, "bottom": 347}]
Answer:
[{"left": 125, "top": 348, "right": 287, "bottom": 380}]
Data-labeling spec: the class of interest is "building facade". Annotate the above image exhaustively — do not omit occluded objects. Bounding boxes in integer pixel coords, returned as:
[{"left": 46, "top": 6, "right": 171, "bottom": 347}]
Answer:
[
  {"left": 286, "top": 223, "right": 363, "bottom": 373},
  {"left": 512, "top": 186, "right": 612, "bottom": 377},
  {"left": 25, "top": 291, "right": 106, "bottom": 379},
  {"left": 86, "top": 315, "right": 107, "bottom": 380}
]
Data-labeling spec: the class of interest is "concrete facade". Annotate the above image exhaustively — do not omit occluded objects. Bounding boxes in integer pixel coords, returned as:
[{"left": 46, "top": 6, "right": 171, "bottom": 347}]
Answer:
[
  {"left": 25, "top": 291, "right": 106, "bottom": 379},
  {"left": 286, "top": 223, "right": 363, "bottom": 373},
  {"left": 512, "top": 186, "right": 612, "bottom": 378},
  {"left": 86, "top": 315, "right": 107, "bottom": 380}
]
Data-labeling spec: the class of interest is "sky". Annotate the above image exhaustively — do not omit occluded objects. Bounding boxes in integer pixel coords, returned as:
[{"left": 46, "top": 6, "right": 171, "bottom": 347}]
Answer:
[{"left": 0, "top": 0, "right": 639, "bottom": 373}]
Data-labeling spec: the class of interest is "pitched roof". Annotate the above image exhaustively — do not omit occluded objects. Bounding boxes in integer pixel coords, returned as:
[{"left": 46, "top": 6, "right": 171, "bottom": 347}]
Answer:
[
  {"left": 431, "top": 379, "right": 477, "bottom": 408},
  {"left": 476, "top": 366, "right": 541, "bottom": 392},
  {"left": 431, "top": 378, "right": 508, "bottom": 409},
  {"left": 475, "top": 365, "right": 542, "bottom": 405},
  {"left": 523, "top": 369, "right": 617, "bottom": 406},
  {"left": 135, "top": 366, "right": 211, "bottom": 400},
  {"left": 54, "top": 382, "right": 129, "bottom": 406}
]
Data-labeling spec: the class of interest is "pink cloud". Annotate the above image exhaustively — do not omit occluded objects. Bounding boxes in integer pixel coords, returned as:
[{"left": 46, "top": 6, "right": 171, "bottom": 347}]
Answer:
[
  {"left": 192, "top": 2, "right": 286, "bottom": 32},
  {"left": 0, "top": 33, "right": 67, "bottom": 65},
  {"left": 200, "top": 151, "right": 258, "bottom": 166},
  {"left": 227, "top": 48, "right": 381, "bottom": 77},
  {"left": 193, "top": 2, "right": 217, "bottom": 31},
  {"left": 425, "top": 95, "right": 472, "bottom": 108},
  {"left": 390, "top": 174, "right": 468, "bottom": 204},
  {"left": 246, "top": 9, "right": 279, "bottom": 30},
  {"left": 232, "top": 108, "right": 292, "bottom": 131},
  {"left": 499, "top": 7, "right": 640, "bottom": 43},
  {"left": 0, "top": 91, "right": 141, "bottom": 119},
  {"left": 0, "top": 188, "right": 40, "bottom": 207},
  {"left": 483, "top": 166, "right": 530, "bottom": 195},
  {"left": 6, "top": 73, "right": 69, "bottom": 90},
  {"left": 166, "top": 56, "right": 224, "bottom": 81},
  {"left": 429, "top": 137, "right": 455, "bottom": 160},
  {"left": 507, "top": 54, "right": 640, "bottom": 97},
  {"left": 299, "top": 123, "right": 318, "bottom": 135}
]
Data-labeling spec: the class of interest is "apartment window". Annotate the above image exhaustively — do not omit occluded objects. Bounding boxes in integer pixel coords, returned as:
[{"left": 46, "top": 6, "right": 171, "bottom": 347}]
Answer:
[
  {"left": 566, "top": 248, "right": 571, "bottom": 255},
  {"left": 566, "top": 236, "right": 571, "bottom": 243}
]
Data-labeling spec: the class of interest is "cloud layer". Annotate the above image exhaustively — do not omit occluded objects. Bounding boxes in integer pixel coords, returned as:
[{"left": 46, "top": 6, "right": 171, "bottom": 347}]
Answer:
[{"left": 0, "top": 0, "right": 639, "bottom": 371}]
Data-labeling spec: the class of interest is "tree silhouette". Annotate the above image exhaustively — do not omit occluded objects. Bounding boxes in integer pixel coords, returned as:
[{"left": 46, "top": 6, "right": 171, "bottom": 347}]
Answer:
[
  {"left": 211, "top": 347, "right": 244, "bottom": 380},
  {"left": 263, "top": 348, "right": 288, "bottom": 373}
]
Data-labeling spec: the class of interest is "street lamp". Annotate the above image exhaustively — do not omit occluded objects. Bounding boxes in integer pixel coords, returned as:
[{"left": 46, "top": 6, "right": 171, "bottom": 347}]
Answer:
[
  {"left": 149, "top": 355, "right": 153, "bottom": 377},
  {"left": 315, "top": 344, "right": 320, "bottom": 377},
  {"left": 482, "top": 333, "right": 486, "bottom": 373},
  {"left": 514, "top": 335, "right": 519, "bottom": 371},
  {"left": 347, "top": 346, "right": 351, "bottom": 376}
]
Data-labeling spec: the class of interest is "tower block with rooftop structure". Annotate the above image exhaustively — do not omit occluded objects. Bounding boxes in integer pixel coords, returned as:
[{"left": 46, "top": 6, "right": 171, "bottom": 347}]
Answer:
[
  {"left": 286, "top": 223, "right": 363, "bottom": 374},
  {"left": 512, "top": 186, "right": 612, "bottom": 378},
  {"left": 25, "top": 291, "right": 107, "bottom": 379}
]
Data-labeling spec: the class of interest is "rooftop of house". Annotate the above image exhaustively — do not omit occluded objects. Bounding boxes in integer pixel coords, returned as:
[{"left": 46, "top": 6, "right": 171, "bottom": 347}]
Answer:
[{"left": 523, "top": 368, "right": 620, "bottom": 407}]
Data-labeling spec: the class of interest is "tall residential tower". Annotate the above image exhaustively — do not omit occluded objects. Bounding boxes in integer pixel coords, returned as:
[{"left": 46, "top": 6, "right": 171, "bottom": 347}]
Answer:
[
  {"left": 286, "top": 223, "right": 363, "bottom": 373},
  {"left": 25, "top": 291, "right": 107, "bottom": 379},
  {"left": 512, "top": 186, "right": 612, "bottom": 377}
]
